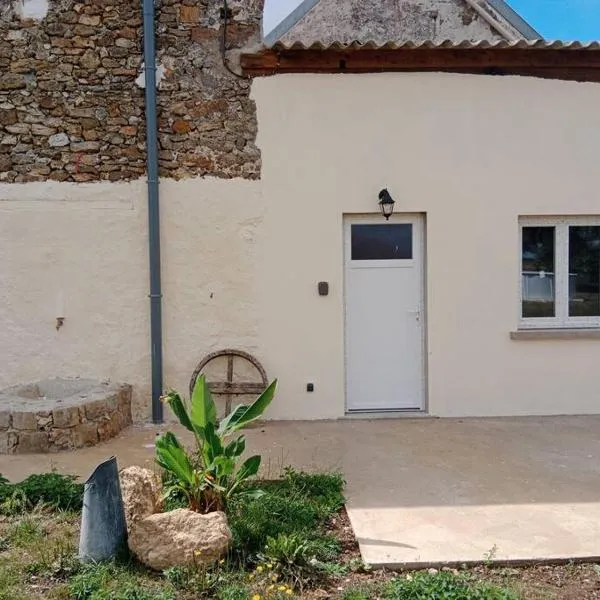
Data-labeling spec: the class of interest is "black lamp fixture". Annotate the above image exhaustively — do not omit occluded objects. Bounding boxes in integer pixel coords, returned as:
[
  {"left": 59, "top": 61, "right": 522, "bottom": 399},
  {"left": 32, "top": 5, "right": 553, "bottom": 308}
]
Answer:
[{"left": 378, "top": 188, "right": 395, "bottom": 220}]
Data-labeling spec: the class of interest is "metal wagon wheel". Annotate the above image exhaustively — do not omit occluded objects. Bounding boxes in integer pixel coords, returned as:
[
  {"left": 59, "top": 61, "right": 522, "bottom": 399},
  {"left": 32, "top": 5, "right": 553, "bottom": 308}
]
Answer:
[{"left": 189, "top": 349, "right": 268, "bottom": 417}]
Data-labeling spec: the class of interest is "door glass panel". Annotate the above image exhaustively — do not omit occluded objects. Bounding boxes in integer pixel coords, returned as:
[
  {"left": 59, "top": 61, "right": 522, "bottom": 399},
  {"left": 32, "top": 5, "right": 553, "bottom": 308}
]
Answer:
[
  {"left": 522, "top": 226, "right": 555, "bottom": 318},
  {"left": 569, "top": 226, "right": 600, "bottom": 317},
  {"left": 351, "top": 224, "right": 412, "bottom": 261}
]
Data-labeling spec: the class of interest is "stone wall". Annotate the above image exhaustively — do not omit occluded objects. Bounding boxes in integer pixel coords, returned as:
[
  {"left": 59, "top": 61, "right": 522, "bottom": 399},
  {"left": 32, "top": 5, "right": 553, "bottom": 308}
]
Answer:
[
  {"left": 0, "top": 0, "right": 263, "bottom": 183},
  {"left": 0, "top": 381, "right": 133, "bottom": 453}
]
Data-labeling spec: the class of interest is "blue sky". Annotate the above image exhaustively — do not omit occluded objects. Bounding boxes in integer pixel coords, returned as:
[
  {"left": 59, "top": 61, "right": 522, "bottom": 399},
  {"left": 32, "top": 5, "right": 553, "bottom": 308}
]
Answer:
[
  {"left": 264, "top": 0, "right": 600, "bottom": 41},
  {"left": 508, "top": 0, "right": 600, "bottom": 41}
]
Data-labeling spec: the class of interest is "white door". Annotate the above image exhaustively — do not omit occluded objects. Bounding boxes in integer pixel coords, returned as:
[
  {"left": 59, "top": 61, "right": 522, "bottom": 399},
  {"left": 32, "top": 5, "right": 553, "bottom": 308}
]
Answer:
[{"left": 344, "top": 215, "right": 425, "bottom": 412}]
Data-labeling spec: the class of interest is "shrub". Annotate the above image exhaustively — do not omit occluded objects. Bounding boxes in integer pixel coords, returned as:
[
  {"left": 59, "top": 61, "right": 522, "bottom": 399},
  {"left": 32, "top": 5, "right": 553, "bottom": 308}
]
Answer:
[
  {"left": 0, "top": 473, "right": 83, "bottom": 514},
  {"left": 383, "top": 571, "right": 521, "bottom": 600}
]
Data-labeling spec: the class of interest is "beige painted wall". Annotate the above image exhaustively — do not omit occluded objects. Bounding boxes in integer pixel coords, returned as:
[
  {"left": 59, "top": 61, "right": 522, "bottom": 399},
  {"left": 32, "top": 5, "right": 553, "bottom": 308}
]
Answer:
[
  {"left": 252, "top": 72, "right": 600, "bottom": 418},
  {"left": 0, "top": 178, "right": 263, "bottom": 421},
  {"left": 2, "top": 72, "right": 600, "bottom": 421}
]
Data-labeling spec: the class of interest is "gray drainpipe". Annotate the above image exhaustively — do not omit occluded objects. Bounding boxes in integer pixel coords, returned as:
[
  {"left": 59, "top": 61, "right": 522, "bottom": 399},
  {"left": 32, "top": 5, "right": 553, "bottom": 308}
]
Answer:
[{"left": 142, "top": 0, "right": 163, "bottom": 423}]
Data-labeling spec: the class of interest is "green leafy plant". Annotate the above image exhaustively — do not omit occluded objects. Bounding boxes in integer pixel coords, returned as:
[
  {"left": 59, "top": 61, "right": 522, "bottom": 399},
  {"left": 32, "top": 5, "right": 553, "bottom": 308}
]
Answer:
[
  {"left": 157, "top": 374, "right": 277, "bottom": 512},
  {"left": 260, "top": 533, "right": 317, "bottom": 587}
]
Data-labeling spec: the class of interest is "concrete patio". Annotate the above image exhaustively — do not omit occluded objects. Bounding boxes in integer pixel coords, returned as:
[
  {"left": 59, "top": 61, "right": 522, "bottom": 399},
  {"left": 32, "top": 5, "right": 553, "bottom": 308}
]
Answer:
[{"left": 1, "top": 417, "right": 600, "bottom": 567}]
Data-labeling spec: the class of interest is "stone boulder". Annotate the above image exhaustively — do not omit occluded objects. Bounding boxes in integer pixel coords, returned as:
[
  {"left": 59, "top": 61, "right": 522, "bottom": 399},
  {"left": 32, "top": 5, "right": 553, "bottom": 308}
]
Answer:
[
  {"left": 128, "top": 509, "right": 231, "bottom": 571},
  {"left": 119, "top": 466, "right": 162, "bottom": 532}
]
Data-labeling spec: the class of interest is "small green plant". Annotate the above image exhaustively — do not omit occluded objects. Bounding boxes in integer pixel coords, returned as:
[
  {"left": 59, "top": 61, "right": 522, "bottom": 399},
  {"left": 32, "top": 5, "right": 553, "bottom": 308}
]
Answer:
[
  {"left": 383, "top": 571, "right": 521, "bottom": 600},
  {"left": 157, "top": 374, "right": 277, "bottom": 512},
  {"left": 484, "top": 543, "right": 499, "bottom": 566},
  {"left": 260, "top": 533, "right": 316, "bottom": 587}
]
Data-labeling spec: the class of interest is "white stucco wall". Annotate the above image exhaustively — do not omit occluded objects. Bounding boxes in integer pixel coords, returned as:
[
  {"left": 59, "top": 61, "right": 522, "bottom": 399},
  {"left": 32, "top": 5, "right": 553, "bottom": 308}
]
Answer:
[
  {"left": 3, "top": 72, "right": 600, "bottom": 421},
  {"left": 252, "top": 72, "right": 600, "bottom": 418}
]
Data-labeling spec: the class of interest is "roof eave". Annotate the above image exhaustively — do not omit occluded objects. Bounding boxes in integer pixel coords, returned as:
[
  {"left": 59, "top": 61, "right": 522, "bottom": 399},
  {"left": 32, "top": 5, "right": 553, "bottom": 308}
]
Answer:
[{"left": 242, "top": 42, "right": 600, "bottom": 84}]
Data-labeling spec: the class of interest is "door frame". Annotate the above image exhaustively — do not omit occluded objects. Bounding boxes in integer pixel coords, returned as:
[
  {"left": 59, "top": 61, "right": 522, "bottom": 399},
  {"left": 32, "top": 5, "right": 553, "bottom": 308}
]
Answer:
[{"left": 343, "top": 213, "right": 428, "bottom": 415}]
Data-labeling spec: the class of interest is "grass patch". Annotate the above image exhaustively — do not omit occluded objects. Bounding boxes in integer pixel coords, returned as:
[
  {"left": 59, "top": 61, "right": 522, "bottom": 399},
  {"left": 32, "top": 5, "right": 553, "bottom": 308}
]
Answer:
[
  {"left": 383, "top": 571, "right": 521, "bottom": 600},
  {"left": 7, "top": 517, "right": 45, "bottom": 546},
  {"left": 68, "top": 562, "right": 175, "bottom": 600},
  {"left": 228, "top": 468, "right": 344, "bottom": 558},
  {"left": 340, "top": 571, "right": 522, "bottom": 600}
]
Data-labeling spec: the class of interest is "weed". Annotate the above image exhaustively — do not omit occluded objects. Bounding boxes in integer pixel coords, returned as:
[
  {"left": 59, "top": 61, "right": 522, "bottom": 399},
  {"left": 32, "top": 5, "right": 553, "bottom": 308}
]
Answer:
[
  {"left": 484, "top": 544, "right": 499, "bottom": 565},
  {"left": 341, "top": 587, "right": 372, "bottom": 600},
  {"left": 260, "top": 533, "right": 317, "bottom": 587},
  {"left": 383, "top": 571, "right": 521, "bottom": 600},
  {"left": 315, "top": 560, "right": 348, "bottom": 578},
  {"left": 7, "top": 517, "right": 44, "bottom": 546},
  {"left": 217, "top": 582, "right": 252, "bottom": 600}
]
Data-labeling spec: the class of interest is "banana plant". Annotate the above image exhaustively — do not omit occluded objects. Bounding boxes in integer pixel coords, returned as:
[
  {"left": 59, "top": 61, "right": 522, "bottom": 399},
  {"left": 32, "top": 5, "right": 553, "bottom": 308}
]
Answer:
[{"left": 156, "top": 375, "right": 277, "bottom": 512}]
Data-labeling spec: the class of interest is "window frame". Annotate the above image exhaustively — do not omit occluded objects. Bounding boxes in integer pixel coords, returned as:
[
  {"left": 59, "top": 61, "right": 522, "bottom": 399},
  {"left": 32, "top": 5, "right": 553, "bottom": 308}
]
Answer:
[{"left": 519, "top": 216, "right": 600, "bottom": 330}]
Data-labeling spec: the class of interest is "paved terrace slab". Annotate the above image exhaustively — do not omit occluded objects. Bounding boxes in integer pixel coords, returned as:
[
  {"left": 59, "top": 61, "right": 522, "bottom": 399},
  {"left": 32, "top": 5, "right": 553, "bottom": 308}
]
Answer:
[{"left": 1, "top": 417, "right": 599, "bottom": 567}]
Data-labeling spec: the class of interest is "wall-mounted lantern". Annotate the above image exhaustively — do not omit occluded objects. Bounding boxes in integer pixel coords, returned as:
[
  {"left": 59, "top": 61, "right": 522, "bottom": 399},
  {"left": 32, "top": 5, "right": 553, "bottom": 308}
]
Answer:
[{"left": 378, "top": 188, "right": 395, "bottom": 220}]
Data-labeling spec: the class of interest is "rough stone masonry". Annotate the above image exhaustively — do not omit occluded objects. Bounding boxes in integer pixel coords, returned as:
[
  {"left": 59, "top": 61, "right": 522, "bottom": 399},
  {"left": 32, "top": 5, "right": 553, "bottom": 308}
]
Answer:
[{"left": 0, "top": 0, "right": 263, "bottom": 183}]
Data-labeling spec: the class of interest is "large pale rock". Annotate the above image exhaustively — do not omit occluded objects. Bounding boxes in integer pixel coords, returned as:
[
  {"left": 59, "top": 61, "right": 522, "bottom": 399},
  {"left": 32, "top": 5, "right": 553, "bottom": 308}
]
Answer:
[
  {"left": 119, "top": 466, "right": 162, "bottom": 531},
  {"left": 128, "top": 509, "right": 231, "bottom": 571}
]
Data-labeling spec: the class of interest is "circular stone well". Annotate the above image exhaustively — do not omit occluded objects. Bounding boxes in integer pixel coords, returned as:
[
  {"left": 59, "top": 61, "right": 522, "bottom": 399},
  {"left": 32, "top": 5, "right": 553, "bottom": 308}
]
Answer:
[{"left": 0, "top": 378, "right": 132, "bottom": 454}]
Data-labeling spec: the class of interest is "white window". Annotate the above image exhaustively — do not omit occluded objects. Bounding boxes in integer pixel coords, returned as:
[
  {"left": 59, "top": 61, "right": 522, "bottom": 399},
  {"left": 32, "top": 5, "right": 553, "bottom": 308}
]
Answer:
[{"left": 520, "top": 217, "right": 600, "bottom": 329}]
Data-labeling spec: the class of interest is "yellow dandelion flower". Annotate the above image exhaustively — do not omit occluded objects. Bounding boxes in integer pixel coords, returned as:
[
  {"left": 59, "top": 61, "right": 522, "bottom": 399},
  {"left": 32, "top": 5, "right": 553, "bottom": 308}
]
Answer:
[
  {"left": 194, "top": 550, "right": 202, "bottom": 556},
  {"left": 267, "top": 563, "right": 274, "bottom": 569},
  {"left": 252, "top": 595, "right": 261, "bottom": 600},
  {"left": 285, "top": 590, "right": 293, "bottom": 596},
  {"left": 271, "top": 574, "right": 278, "bottom": 581},
  {"left": 256, "top": 565, "right": 264, "bottom": 573},
  {"left": 249, "top": 574, "right": 255, "bottom": 580},
  {"left": 278, "top": 586, "right": 286, "bottom": 592}
]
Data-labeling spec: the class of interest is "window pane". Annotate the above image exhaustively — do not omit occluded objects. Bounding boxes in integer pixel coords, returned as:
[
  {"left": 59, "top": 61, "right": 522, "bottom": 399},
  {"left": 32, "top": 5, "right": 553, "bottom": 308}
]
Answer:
[
  {"left": 351, "top": 224, "right": 412, "bottom": 260},
  {"left": 569, "top": 226, "right": 600, "bottom": 317},
  {"left": 522, "top": 226, "right": 555, "bottom": 318}
]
